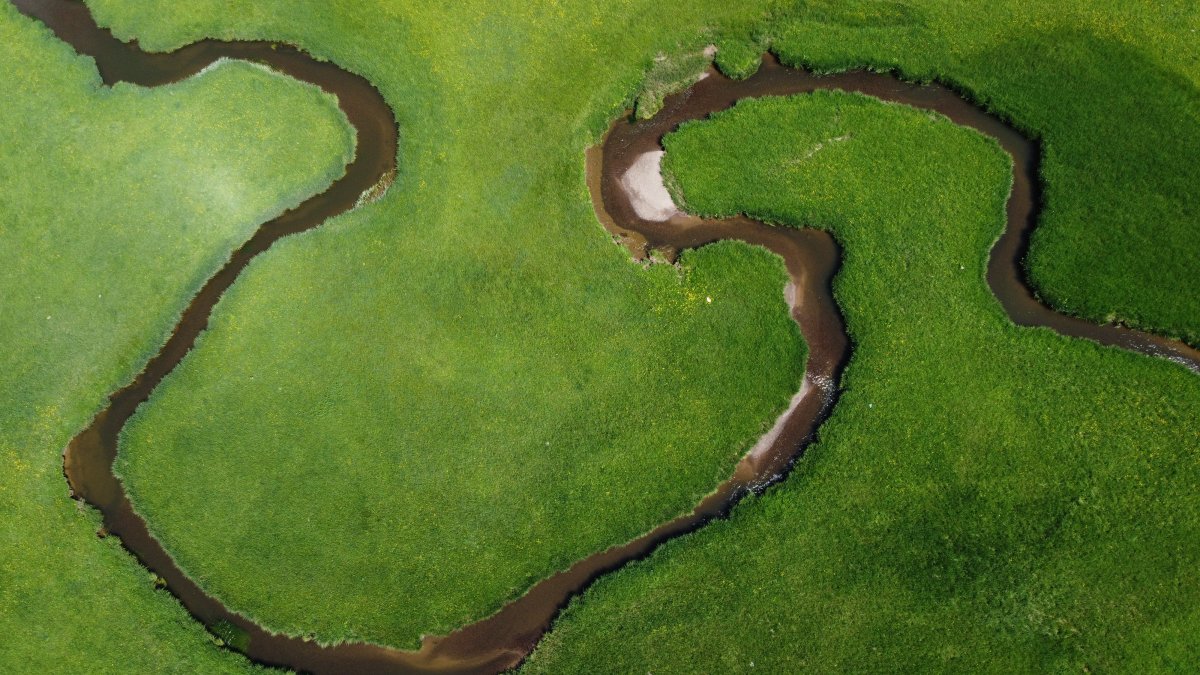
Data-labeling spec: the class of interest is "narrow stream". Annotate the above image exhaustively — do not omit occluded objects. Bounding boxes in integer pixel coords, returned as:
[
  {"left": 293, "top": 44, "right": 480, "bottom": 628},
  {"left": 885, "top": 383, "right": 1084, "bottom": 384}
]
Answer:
[{"left": 16, "top": 0, "right": 1199, "bottom": 673}]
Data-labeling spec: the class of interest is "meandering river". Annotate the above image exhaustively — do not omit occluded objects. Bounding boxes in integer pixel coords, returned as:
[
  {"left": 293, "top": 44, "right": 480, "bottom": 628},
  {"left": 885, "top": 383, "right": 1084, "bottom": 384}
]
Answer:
[{"left": 14, "top": 0, "right": 1198, "bottom": 672}]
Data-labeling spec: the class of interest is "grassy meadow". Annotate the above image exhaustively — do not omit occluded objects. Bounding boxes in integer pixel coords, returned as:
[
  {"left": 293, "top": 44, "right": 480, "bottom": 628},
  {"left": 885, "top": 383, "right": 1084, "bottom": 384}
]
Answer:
[
  {"left": 525, "top": 92, "right": 1200, "bottom": 672},
  {"left": 0, "top": 3, "right": 352, "bottom": 670},
  {"left": 86, "top": 0, "right": 816, "bottom": 653},
  {"left": 3, "top": 0, "right": 1196, "bottom": 669}
]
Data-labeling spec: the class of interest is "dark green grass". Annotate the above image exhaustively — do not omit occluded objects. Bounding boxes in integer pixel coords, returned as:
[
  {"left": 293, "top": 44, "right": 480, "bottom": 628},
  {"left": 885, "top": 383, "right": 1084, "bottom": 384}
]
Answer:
[
  {"left": 524, "top": 92, "right": 1200, "bottom": 672},
  {"left": 0, "top": 3, "right": 352, "bottom": 671},
  {"left": 634, "top": 49, "right": 713, "bottom": 119}
]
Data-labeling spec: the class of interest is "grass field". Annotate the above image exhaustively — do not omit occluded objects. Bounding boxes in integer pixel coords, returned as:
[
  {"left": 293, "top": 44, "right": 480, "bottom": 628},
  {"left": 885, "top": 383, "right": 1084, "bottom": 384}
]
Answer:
[
  {"left": 0, "top": 3, "right": 351, "bottom": 670},
  {"left": 5, "top": 0, "right": 1197, "bottom": 668},
  {"left": 525, "top": 91, "right": 1200, "bottom": 672}
]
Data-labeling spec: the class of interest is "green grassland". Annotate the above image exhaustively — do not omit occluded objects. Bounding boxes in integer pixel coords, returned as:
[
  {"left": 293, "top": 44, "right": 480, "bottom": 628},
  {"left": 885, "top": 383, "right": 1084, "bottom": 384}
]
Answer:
[
  {"left": 5, "top": 0, "right": 1197, "bottom": 668},
  {"left": 110, "top": 18, "right": 807, "bottom": 656},
  {"left": 0, "top": 3, "right": 352, "bottom": 671},
  {"left": 525, "top": 92, "right": 1200, "bottom": 672}
]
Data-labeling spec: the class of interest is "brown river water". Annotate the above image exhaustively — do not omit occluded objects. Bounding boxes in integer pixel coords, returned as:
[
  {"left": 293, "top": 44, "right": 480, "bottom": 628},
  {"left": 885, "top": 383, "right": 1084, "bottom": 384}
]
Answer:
[{"left": 14, "top": 0, "right": 1199, "bottom": 672}]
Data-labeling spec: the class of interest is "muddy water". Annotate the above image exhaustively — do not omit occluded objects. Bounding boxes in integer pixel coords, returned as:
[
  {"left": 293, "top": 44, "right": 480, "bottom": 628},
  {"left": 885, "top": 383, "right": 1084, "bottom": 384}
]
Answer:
[{"left": 18, "top": 0, "right": 1200, "bottom": 672}]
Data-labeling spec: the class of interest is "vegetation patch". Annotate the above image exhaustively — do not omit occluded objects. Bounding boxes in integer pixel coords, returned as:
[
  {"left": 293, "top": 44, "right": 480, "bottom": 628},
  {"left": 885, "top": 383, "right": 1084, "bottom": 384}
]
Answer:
[
  {"left": 712, "top": 34, "right": 767, "bottom": 80},
  {"left": 634, "top": 49, "right": 712, "bottom": 119}
]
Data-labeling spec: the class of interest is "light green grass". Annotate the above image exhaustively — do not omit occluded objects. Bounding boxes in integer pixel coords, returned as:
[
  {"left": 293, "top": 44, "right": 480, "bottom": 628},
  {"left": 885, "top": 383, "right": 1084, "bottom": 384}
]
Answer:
[
  {"left": 28, "top": 0, "right": 1199, "bottom": 663},
  {"left": 0, "top": 3, "right": 352, "bottom": 671},
  {"left": 525, "top": 91, "right": 1200, "bottom": 672}
]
